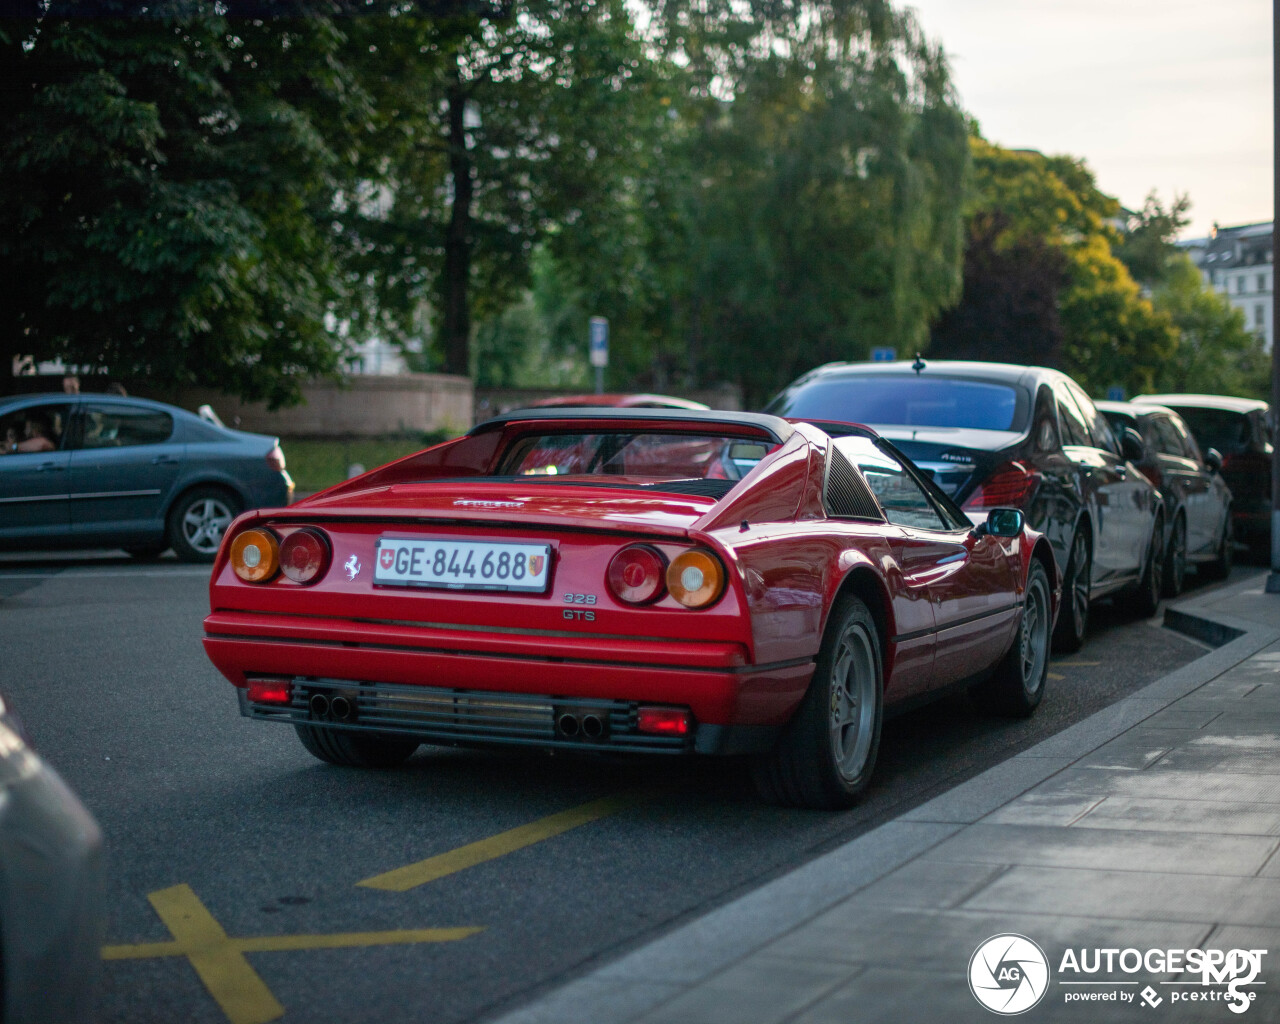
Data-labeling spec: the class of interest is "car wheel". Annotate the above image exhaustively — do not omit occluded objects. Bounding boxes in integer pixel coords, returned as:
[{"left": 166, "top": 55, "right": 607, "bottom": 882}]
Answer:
[
  {"left": 167, "top": 487, "right": 240, "bottom": 563},
  {"left": 1163, "top": 514, "right": 1187, "bottom": 598},
  {"left": 752, "top": 595, "right": 883, "bottom": 810},
  {"left": 294, "top": 724, "right": 420, "bottom": 768},
  {"left": 1133, "top": 515, "right": 1164, "bottom": 619},
  {"left": 1204, "top": 511, "right": 1234, "bottom": 581},
  {"left": 972, "top": 559, "right": 1051, "bottom": 718},
  {"left": 1052, "top": 528, "right": 1091, "bottom": 653}
]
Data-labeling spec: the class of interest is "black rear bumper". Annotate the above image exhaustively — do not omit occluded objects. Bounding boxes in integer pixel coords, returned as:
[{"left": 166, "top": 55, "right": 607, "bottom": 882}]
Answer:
[{"left": 238, "top": 677, "right": 780, "bottom": 756}]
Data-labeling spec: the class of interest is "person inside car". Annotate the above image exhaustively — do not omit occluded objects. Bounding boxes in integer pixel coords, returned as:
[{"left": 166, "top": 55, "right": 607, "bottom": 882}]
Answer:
[{"left": 6, "top": 412, "right": 57, "bottom": 454}]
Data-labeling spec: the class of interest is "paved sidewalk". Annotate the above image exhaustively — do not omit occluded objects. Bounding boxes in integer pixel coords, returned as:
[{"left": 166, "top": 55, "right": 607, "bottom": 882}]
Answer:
[{"left": 496, "top": 572, "right": 1280, "bottom": 1024}]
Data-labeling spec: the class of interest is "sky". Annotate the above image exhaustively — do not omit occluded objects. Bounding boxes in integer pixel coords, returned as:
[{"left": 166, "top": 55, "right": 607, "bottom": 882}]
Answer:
[{"left": 903, "top": 0, "right": 1272, "bottom": 239}]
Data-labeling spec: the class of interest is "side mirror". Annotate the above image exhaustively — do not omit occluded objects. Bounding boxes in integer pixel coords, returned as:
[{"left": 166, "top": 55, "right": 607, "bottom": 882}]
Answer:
[
  {"left": 1205, "top": 447, "right": 1223, "bottom": 473},
  {"left": 975, "top": 507, "right": 1025, "bottom": 539},
  {"left": 1120, "top": 427, "right": 1145, "bottom": 463}
]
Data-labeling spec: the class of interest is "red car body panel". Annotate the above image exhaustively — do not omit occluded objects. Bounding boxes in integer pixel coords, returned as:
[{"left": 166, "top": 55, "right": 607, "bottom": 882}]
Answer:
[{"left": 203, "top": 411, "right": 1057, "bottom": 754}]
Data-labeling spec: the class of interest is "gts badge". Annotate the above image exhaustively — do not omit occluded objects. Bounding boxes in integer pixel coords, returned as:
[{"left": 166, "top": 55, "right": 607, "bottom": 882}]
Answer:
[{"left": 563, "top": 592, "right": 597, "bottom": 622}]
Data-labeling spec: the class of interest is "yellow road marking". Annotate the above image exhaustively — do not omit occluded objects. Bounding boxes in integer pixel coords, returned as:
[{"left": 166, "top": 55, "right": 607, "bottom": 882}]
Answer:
[
  {"left": 1051, "top": 660, "right": 1100, "bottom": 668},
  {"left": 101, "top": 884, "right": 481, "bottom": 1024},
  {"left": 358, "top": 791, "right": 649, "bottom": 893},
  {"left": 1047, "top": 672, "right": 1065, "bottom": 681}
]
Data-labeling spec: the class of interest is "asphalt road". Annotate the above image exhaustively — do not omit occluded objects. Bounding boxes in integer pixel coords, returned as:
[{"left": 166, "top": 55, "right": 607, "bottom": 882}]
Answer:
[{"left": 0, "top": 552, "right": 1230, "bottom": 1024}]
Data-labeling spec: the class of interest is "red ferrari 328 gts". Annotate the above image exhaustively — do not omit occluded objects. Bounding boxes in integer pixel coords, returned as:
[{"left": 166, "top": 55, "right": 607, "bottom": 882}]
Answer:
[{"left": 203, "top": 409, "right": 1059, "bottom": 809}]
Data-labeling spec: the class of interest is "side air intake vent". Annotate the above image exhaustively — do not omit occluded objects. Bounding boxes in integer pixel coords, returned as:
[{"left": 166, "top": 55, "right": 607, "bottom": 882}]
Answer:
[{"left": 825, "top": 446, "right": 883, "bottom": 520}]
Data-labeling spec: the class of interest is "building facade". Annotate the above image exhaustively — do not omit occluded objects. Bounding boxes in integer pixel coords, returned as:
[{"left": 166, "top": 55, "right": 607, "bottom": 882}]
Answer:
[{"left": 1181, "top": 221, "right": 1274, "bottom": 351}]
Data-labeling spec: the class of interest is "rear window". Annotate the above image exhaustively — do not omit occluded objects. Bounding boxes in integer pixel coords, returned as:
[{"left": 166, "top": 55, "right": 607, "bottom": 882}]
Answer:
[
  {"left": 1166, "top": 408, "right": 1251, "bottom": 454},
  {"left": 766, "top": 376, "right": 1028, "bottom": 432},
  {"left": 496, "top": 431, "right": 775, "bottom": 489}
]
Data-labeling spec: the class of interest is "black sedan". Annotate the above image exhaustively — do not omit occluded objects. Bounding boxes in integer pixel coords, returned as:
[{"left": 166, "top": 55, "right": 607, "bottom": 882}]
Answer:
[
  {"left": 764, "top": 359, "right": 1165, "bottom": 651},
  {"left": 1135, "top": 394, "right": 1271, "bottom": 559},
  {"left": 0, "top": 393, "right": 293, "bottom": 561},
  {"left": 1097, "top": 401, "right": 1233, "bottom": 594}
]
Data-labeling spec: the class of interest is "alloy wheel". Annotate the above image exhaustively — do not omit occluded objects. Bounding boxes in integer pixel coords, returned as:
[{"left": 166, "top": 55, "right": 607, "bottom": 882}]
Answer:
[{"left": 828, "top": 621, "right": 878, "bottom": 781}]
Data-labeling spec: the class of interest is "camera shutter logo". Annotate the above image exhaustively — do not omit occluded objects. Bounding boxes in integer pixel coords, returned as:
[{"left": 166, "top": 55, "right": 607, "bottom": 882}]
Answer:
[{"left": 969, "top": 934, "right": 1050, "bottom": 1014}]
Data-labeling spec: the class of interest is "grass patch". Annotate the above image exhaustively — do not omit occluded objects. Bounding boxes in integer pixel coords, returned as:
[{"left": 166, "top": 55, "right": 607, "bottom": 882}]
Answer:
[{"left": 281, "top": 433, "right": 453, "bottom": 494}]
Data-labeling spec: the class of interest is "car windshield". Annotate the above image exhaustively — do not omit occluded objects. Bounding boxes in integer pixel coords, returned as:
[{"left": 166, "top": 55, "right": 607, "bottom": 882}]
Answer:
[
  {"left": 495, "top": 431, "right": 777, "bottom": 488},
  {"left": 1165, "top": 407, "right": 1252, "bottom": 454},
  {"left": 765, "top": 376, "right": 1028, "bottom": 432}
]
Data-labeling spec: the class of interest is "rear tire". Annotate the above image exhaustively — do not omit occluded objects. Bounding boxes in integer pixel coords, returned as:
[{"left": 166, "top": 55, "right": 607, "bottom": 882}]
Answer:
[
  {"left": 971, "top": 561, "right": 1050, "bottom": 718},
  {"left": 1162, "top": 514, "right": 1186, "bottom": 598},
  {"left": 294, "top": 724, "right": 419, "bottom": 768},
  {"left": 1133, "top": 515, "right": 1164, "bottom": 619},
  {"left": 1052, "top": 528, "right": 1091, "bottom": 653},
  {"left": 168, "top": 486, "right": 240, "bottom": 563},
  {"left": 751, "top": 595, "right": 883, "bottom": 810},
  {"left": 1203, "top": 512, "right": 1234, "bottom": 581}
]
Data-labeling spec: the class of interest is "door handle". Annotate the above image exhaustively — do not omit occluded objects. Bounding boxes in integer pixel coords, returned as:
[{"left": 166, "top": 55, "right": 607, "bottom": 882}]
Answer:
[
  {"left": 35, "top": 461, "right": 64, "bottom": 472},
  {"left": 151, "top": 455, "right": 179, "bottom": 465}
]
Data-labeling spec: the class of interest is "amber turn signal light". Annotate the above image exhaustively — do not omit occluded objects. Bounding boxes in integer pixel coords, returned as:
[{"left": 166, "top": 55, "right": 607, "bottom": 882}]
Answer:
[
  {"left": 666, "top": 549, "right": 725, "bottom": 609},
  {"left": 230, "top": 528, "right": 280, "bottom": 583}
]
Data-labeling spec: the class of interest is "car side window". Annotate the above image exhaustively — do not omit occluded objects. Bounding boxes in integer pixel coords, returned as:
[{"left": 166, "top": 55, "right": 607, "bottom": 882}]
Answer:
[
  {"left": 1167, "top": 416, "right": 1202, "bottom": 462},
  {"left": 1032, "top": 387, "right": 1059, "bottom": 452},
  {"left": 1055, "top": 387, "right": 1090, "bottom": 447},
  {"left": 0, "top": 403, "right": 72, "bottom": 454},
  {"left": 77, "top": 404, "right": 174, "bottom": 449},
  {"left": 834, "top": 436, "right": 950, "bottom": 532},
  {"left": 1153, "top": 417, "right": 1187, "bottom": 458},
  {"left": 1068, "top": 383, "right": 1119, "bottom": 455}
]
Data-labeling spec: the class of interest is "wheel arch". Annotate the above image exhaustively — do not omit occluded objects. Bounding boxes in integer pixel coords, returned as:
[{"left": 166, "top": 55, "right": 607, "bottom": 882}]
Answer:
[
  {"left": 1030, "top": 537, "right": 1060, "bottom": 624},
  {"left": 828, "top": 564, "right": 893, "bottom": 678},
  {"left": 164, "top": 477, "right": 248, "bottom": 524}
]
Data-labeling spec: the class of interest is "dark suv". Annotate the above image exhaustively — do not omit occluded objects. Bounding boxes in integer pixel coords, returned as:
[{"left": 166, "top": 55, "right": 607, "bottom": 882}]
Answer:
[
  {"left": 1135, "top": 394, "right": 1271, "bottom": 559},
  {"left": 765, "top": 360, "right": 1165, "bottom": 651}
]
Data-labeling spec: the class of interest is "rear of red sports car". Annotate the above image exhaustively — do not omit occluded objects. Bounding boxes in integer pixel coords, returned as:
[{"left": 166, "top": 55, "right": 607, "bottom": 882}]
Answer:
[{"left": 202, "top": 411, "right": 819, "bottom": 763}]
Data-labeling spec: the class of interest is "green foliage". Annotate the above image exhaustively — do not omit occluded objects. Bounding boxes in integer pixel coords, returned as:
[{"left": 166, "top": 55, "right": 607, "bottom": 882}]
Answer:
[
  {"left": 1115, "top": 191, "right": 1192, "bottom": 287},
  {"left": 1148, "top": 255, "right": 1270, "bottom": 399},
  {"left": 1, "top": 7, "right": 366, "bottom": 406},
  {"left": 563, "top": 0, "right": 970, "bottom": 406},
  {"left": 930, "top": 139, "right": 1177, "bottom": 397}
]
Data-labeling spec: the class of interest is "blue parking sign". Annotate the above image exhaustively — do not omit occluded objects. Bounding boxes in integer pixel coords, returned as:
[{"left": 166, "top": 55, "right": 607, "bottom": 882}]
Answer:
[
  {"left": 589, "top": 317, "right": 609, "bottom": 368},
  {"left": 871, "top": 347, "right": 896, "bottom": 362}
]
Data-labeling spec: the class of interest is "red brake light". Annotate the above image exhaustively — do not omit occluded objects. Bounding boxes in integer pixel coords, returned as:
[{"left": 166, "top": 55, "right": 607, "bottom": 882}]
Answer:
[
  {"left": 963, "top": 462, "right": 1039, "bottom": 510},
  {"left": 607, "top": 544, "right": 667, "bottom": 604},
  {"left": 279, "top": 528, "right": 331, "bottom": 585},
  {"left": 266, "top": 444, "right": 286, "bottom": 472},
  {"left": 246, "top": 679, "right": 292, "bottom": 704},
  {"left": 637, "top": 706, "right": 691, "bottom": 735}
]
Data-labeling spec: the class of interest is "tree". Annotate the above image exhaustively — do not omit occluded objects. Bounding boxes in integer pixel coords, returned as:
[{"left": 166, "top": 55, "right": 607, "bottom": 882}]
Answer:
[
  {"left": 576, "top": 0, "right": 970, "bottom": 405},
  {"left": 929, "top": 139, "right": 1177, "bottom": 396},
  {"left": 0, "top": 2, "right": 374, "bottom": 405},
  {"left": 338, "top": 1, "right": 655, "bottom": 377}
]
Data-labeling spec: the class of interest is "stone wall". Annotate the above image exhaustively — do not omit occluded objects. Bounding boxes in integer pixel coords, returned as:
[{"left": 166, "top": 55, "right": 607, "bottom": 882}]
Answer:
[{"left": 137, "top": 373, "right": 473, "bottom": 438}]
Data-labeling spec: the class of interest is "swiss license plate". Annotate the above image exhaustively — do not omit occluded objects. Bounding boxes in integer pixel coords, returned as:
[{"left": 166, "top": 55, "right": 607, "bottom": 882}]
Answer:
[{"left": 373, "top": 537, "right": 552, "bottom": 593}]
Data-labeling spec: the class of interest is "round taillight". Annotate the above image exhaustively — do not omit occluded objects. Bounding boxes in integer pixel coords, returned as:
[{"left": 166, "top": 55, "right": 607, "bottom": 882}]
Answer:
[
  {"left": 606, "top": 544, "right": 667, "bottom": 604},
  {"left": 230, "top": 528, "right": 279, "bottom": 583},
  {"left": 667, "top": 549, "right": 725, "bottom": 609},
  {"left": 279, "top": 527, "right": 331, "bottom": 585}
]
